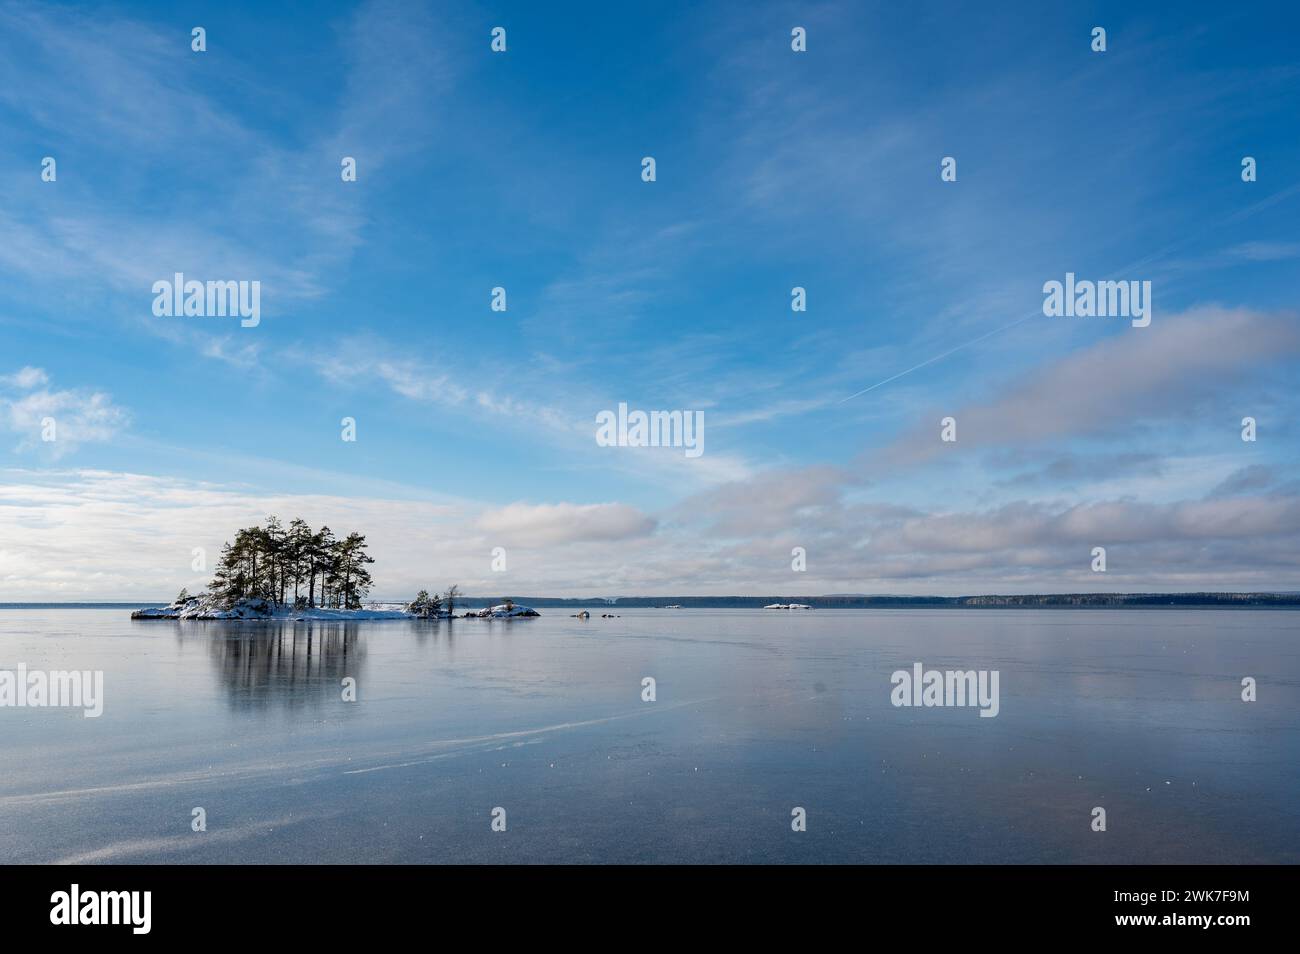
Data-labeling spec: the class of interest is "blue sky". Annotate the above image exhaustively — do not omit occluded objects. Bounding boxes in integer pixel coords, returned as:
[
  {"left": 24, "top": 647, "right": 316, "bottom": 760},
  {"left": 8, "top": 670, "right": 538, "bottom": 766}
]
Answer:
[{"left": 1, "top": 0, "right": 1298, "bottom": 599}]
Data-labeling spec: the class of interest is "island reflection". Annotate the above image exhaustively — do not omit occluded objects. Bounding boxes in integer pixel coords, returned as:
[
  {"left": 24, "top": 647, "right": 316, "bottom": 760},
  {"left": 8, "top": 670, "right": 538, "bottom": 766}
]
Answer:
[{"left": 182, "top": 620, "right": 377, "bottom": 711}]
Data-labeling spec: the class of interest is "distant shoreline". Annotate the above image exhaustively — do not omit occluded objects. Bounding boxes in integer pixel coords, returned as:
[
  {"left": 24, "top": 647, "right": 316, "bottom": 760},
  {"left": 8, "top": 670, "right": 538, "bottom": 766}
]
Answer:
[{"left": 4, "top": 592, "right": 1300, "bottom": 610}]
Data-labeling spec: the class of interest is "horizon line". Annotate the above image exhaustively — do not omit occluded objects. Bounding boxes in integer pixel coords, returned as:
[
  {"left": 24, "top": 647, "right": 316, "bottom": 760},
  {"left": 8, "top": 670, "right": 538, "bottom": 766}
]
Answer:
[{"left": 5, "top": 589, "right": 1299, "bottom": 607}]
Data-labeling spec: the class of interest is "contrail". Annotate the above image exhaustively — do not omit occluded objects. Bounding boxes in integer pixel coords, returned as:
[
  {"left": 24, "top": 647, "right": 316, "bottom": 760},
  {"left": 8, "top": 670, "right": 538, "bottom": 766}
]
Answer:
[{"left": 838, "top": 313, "right": 1037, "bottom": 404}]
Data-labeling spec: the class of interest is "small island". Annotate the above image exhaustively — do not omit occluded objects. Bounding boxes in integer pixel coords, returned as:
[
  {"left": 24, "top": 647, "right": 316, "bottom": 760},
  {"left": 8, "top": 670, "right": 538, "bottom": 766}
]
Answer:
[{"left": 130, "top": 516, "right": 539, "bottom": 621}]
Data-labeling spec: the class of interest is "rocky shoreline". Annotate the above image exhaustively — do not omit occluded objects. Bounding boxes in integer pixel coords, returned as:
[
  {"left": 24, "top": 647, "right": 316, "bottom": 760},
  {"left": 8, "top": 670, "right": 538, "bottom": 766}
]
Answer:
[{"left": 131, "top": 594, "right": 540, "bottom": 621}]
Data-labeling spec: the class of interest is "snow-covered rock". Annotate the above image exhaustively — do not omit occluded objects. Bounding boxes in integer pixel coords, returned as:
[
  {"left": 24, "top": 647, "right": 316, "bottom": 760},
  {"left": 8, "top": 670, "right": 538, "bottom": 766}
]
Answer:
[
  {"left": 134, "top": 594, "right": 406, "bottom": 620},
  {"left": 133, "top": 594, "right": 538, "bottom": 620},
  {"left": 465, "top": 603, "right": 540, "bottom": 618},
  {"left": 132, "top": 593, "right": 223, "bottom": 619}
]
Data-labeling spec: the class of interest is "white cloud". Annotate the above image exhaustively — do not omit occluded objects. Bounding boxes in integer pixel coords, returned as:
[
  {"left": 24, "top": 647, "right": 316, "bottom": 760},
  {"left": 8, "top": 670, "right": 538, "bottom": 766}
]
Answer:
[
  {"left": 4, "top": 465, "right": 1297, "bottom": 601},
  {"left": 0, "top": 470, "right": 659, "bottom": 600},
  {"left": 2, "top": 366, "right": 48, "bottom": 389},
  {"left": 877, "top": 306, "right": 1300, "bottom": 469},
  {"left": 0, "top": 371, "right": 129, "bottom": 458},
  {"left": 478, "top": 502, "right": 656, "bottom": 547}
]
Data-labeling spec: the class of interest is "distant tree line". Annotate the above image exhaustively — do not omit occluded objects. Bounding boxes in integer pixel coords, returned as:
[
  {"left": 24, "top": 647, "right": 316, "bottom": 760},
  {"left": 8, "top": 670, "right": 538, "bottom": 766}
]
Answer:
[
  {"left": 441, "top": 593, "right": 1300, "bottom": 609},
  {"left": 209, "top": 516, "right": 375, "bottom": 609}
]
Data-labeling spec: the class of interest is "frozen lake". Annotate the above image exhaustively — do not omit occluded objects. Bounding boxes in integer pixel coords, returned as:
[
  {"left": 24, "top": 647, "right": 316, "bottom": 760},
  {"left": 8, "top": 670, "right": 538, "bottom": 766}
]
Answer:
[{"left": 1, "top": 607, "right": 1296, "bottom": 863}]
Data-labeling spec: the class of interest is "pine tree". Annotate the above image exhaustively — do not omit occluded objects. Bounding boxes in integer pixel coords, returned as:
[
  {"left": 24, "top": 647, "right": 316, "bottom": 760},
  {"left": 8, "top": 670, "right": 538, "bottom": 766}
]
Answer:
[
  {"left": 263, "top": 516, "right": 286, "bottom": 604},
  {"left": 209, "top": 542, "right": 239, "bottom": 607},
  {"left": 335, "top": 532, "right": 375, "bottom": 609},
  {"left": 287, "top": 518, "right": 312, "bottom": 606},
  {"left": 311, "top": 526, "right": 337, "bottom": 608},
  {"left": 408, "top": 589, "right": 442, "bottom": 618},
  {"left": 203, "top": 519, "right": 379, "bottom": 611}
]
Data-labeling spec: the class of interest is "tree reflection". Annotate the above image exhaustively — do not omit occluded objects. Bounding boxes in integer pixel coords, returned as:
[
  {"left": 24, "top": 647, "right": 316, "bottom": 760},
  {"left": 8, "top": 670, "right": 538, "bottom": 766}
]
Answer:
[{"left": 191, "top": 621, "right": 367, "bottom": 712}]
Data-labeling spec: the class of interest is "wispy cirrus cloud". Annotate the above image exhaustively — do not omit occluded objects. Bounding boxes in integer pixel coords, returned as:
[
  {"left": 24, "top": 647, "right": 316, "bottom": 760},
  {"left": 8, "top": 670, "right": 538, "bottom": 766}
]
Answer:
[
  {"left": 293, "top": 336, "right": 759, "bottom": 489},
  {"left": 1223, "top": 241, "right": 1300, "bottom": 262},
  {"left": 0, "top": 0, "right": 453, "bottom": 332}
]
